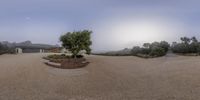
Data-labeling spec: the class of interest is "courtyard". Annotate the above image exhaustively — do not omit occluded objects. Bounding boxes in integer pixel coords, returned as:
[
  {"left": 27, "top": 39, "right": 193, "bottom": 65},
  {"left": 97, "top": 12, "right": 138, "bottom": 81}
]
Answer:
[{"left": 0, "top": 53, "right": 200, "bottom": 100}]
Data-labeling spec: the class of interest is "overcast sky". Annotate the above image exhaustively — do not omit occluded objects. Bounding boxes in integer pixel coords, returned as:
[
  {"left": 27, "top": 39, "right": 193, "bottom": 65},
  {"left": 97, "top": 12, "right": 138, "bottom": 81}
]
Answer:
[{"left": 0, "top": 0, "right": 200, "bottom": 52}]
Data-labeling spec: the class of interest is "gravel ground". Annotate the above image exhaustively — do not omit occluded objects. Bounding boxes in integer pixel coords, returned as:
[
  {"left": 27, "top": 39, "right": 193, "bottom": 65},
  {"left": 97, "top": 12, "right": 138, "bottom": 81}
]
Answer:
[{"left": 0, "top": 53, "right": 200, "bottom": 100}]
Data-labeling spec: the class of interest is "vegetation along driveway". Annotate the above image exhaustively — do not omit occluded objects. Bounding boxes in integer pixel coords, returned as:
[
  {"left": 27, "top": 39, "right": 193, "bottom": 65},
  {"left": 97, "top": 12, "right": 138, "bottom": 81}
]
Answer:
[{"left": 0, "top": 53, "right": 200, "bottom": 100}]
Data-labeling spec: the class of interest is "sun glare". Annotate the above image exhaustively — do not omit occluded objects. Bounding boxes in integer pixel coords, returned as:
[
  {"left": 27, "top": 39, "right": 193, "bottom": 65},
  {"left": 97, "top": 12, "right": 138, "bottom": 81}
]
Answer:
[{"left": 112, "top": 20, "right": 164, "bottom": 43}]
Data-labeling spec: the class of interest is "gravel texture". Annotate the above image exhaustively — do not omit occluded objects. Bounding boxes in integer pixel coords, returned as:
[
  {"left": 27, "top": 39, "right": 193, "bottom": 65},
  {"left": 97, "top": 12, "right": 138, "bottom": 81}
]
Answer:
[{"left": 0, "top": 53, "right": 200, "bottom": 100}]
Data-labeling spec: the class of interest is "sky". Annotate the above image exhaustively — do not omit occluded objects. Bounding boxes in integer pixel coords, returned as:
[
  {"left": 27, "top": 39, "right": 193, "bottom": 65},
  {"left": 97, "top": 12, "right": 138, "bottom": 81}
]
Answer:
[{"left": 0, "top": 0, "right": 200, "bottom": 52}]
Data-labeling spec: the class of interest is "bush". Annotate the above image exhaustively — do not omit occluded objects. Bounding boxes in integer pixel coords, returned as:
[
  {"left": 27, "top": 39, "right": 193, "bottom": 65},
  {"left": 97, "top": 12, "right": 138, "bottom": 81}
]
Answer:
[
  {"left": 189, "top": 42, "right": 199, "bottom": 53},
  {"left": 159, "top": 41, "right": 170, "bottom": 52},
  {"left": 171, "top": 37, "right": 200, "bottom": 54},
  {"left": 171, "top": 43, "right": 189, "bottom": 53},
  {"left": 0, "top": 43, "right": 12, "bottom": 55},
  {"left": 197, "top": 45, "right": 200, "bottom": 55},
  {"left": 131, "top": 46, "right": 141, "bottom": 55},
  {"left": 71, "top": 55, "right": 84, "bottom": 58},
  {"left": 149, "top": 46, "right": 166, "bottom": 57},
  {"left": 131, "top": 41, "right": 169, "bottom": 58},
  {"left": 140, "top": 48, "right": 151, "bottom": 55},
  {"left": 46, "top": 54, "right": 84, "bottom": 60},
  {"left": 47, "top": 54, "right": 70, "bottom": 59},
  {"left": 95, "top": 41, "right": 169, "bottom": 58}
]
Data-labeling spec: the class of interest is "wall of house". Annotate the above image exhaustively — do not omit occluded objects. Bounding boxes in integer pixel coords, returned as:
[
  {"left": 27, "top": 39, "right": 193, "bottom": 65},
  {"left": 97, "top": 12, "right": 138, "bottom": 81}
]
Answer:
[
  {"left": 15, "top": 48, "right": 23, "bottom": 54},
  {"left": 40, "top": 49, "right": 45, "bottom": 53},
  {"left": 22, "top": 48, "right": 41, "bottom": 53}
]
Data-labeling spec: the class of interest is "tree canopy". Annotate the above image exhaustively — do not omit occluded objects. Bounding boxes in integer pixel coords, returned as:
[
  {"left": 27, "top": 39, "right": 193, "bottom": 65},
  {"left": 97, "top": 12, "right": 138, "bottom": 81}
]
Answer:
[
  {"left": 171, "top": 36, "right": 200, "bottom": 54},
  {"left": 131, "top": 41, "right": 170, "bottom": 57},
  {"left": 60, "top": 30, "right": 92, "bottom": 57}
]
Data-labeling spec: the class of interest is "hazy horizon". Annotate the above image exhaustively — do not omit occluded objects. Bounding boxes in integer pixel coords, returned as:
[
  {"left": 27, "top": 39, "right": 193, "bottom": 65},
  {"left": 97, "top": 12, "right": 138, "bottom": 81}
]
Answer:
[{"left": 1, "top": 0, "right": 200, "bottom": 52}]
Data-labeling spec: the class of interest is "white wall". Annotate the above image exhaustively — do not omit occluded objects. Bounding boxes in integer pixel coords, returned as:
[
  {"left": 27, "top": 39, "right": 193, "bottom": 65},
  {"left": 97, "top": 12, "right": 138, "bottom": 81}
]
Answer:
[{"left": 15, "top": 48, "right": 23, "bottom": 54}]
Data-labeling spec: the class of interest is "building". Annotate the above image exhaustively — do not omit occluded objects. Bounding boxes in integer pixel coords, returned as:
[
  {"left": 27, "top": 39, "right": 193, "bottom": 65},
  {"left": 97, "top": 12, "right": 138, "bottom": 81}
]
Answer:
[
  {"left": 15, "top": 48, "right": 23, "bottom": 54},
  {"left": 13, "top": 41, "right": 60, "bottom": 54}
]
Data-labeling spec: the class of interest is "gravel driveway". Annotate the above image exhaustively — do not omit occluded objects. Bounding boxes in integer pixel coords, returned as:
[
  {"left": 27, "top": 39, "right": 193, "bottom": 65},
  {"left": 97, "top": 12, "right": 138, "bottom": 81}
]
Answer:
[{"left": 0, "top": 53, "right": 200, "bottom": 100}]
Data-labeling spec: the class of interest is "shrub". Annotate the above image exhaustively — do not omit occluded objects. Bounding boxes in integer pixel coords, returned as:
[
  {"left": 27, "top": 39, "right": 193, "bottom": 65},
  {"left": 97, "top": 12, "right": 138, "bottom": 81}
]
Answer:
[
  {"left": 61, "top": 54, "right": 66, "bottom": 57},
  {"left": 131, "top": 46, "right": 141, "bottom": 55},
  {"left": 131, "top": 41, "right": 169, "bottom": 58},
  {"left": 171, "top": 43, "right": 189, "bottom": 53},
  {"left": 0, "top": 43, "right": 12, "bottom": 55},
  {"left": 71, "top": 55, "right": 84, "bottom": 58},
  {"left": 47, "top": 54, "right": 70, "bottom": 59},
  {"left": 189, "top": 42, "right": 199, "bottom": 53},
  {"left": 171, "top": 37, "right": 200, "bottom": 54},
  {"left": 197, "top": 45, "right": 200, "bottom": 55},
  {"left": 159, "top": 41, "right": 170, "bottom": 52},
  {"left": 140, "top": 48, "right": 151, "bottom": 55},
  {"left": 149, "top": 46, "right": 166, "bottom": 57}
]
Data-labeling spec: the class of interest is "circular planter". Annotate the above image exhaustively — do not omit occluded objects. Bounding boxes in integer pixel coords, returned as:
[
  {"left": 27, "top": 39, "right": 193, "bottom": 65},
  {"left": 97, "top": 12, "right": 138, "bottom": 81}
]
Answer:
[{"left": 45, "top": 58, "right": 89, "bottom": 69}]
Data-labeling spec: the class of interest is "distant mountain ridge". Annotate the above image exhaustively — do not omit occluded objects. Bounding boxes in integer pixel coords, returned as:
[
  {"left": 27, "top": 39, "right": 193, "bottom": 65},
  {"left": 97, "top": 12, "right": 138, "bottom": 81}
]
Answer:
[{"left": 1, "top": 41, "right": 60, "bottom": 49}]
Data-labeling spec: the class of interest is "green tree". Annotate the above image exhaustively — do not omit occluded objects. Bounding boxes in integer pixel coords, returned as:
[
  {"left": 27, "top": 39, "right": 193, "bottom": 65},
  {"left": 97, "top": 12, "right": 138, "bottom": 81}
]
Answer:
[
  {"left": 191, "top": 37, "right": 198, "bottom": 43},
  {"left": 172, "top": 37, "right": 200, "bottom": 53},
  {"left": 190, "top": 37, "right": 199, "bottom": 53},
  {"left": 0, "top": 43, "right": 3, "bottom": 54},
  {"left": 0, "top": 43, "right": 8, "bottom": 54},
  {"left": 60, "top": 30, "right": 92, "bottom": 58},
  {"left": 150, "top": 42, "right": 160, "bottom": 49},
  {"left": 131, "top": 46, "right": 141, "bottom": 55},
  {"left": 181, "top": 37, "right": 191, "bottom": 44},
  {"left": 143, "top": 43, "right": 151, "bottom": 48},
  {"left": 149, "top": 46, "right": 166, "bottom": 57},
  {"left": 159, "top": 41, "right": 170, "bottom": 52}
]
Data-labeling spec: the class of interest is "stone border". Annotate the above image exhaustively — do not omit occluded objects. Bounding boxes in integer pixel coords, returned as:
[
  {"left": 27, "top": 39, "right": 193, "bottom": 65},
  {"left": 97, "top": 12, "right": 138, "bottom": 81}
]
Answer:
[
  {"left": 43, "top": 59, "right": 89, "bottom": 76},
  {"left": 44, "top": 59, "right": 89, "bottom": 69},
  {"left": 44, "top": 59, "right": 61, "bottom": 68}
]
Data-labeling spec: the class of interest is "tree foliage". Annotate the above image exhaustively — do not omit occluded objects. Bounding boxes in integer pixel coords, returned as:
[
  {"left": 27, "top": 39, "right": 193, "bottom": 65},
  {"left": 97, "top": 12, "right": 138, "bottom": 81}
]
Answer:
[
  {"left": 0, "top": 43, "right": 3, "bottom": 52},
  {"left": 149, "top": 46, "right": 165, "bottom": 57},
  {"left": 131, "top": 46, "right": 141, "bottom": 56},
  {"left": 0, "top": 43, "right": 10, "bottom": 54},
  {"left": 143, "top": 43, "right": 151, "bottom": 48},
  {"left": 131, "top": 41, "right": 170, "bottom": 57},
  {"left": 171, "top": 37, "right": 200, "bottom": 54},
  {"left": 60, "top": 30, "right": 92, "bottom": 57}
]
